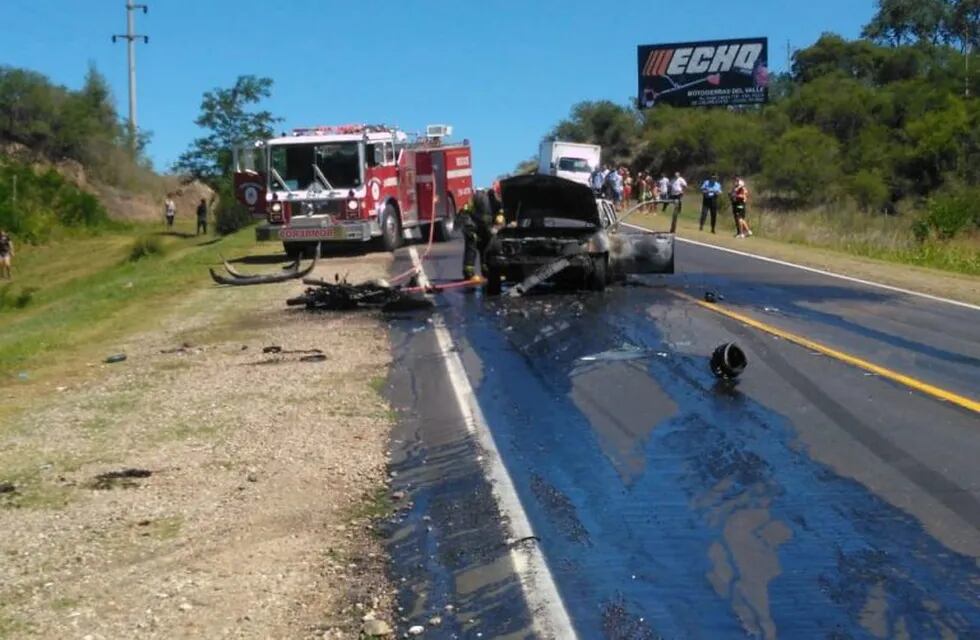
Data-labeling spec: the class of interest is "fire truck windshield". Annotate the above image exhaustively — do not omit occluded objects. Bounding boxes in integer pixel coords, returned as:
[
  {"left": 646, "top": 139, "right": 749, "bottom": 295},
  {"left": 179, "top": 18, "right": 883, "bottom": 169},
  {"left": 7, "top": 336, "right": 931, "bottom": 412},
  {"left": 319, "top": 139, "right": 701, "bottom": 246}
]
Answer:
[{"left": 269, "top": 142, "right": 362, "bottom": 191}]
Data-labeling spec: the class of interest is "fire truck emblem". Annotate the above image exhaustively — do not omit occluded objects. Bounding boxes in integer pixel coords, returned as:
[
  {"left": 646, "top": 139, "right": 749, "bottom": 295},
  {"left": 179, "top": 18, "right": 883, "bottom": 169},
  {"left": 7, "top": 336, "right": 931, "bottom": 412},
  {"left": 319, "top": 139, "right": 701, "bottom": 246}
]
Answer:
[
  {"left": 369, "top": 178, "right": 381, "bottom": 202},
  {"left": 243, "top": 185, "right": 259, "bottom": 206}
]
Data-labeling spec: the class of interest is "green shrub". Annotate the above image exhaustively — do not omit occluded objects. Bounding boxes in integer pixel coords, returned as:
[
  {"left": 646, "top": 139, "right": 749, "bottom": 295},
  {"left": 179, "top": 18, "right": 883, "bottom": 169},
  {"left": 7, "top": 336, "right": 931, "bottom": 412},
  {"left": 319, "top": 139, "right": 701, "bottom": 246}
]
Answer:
[
  {"left": 846, "top": 170, "right": 890, "bottom": 212},
  {"left": 0, "top": 284, "right": 37, "bottom": 311},
  {"left": 127, "top": 235, "right": 166, "bottom": 261},
  {"left": 914, "top": 186, "right": 980, "bottom": 240},
  {"left": 761, "top": 126, "right": 842, "bottom": 205},
  {"left": 0, "top": 161, "right": 111, "bottom": 243}
]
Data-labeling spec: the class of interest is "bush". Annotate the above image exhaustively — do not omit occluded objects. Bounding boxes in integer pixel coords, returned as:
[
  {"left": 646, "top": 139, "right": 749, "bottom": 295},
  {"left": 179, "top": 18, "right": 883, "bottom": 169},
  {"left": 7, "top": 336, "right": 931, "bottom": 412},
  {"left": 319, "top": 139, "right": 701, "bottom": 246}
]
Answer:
[
  {"left": 846, "top": 170, "right": 890, "bottom": 212},
  {"left": 761, "top": 126, "right": 842, "bottom": 205},
  {"left": 214, "top": 200, "right": 253, "bottom": 236},
  {"left": 914, "top": 186, "right": 980, "bottom": 240},
  {"left": 0, "top": 161, "right": 112, "bottom": 243},
  {"left": 127, "top": 235, "right": 166, "bottom": 261},
  {"left": 212, "top": 181, "right": 254, "bottom": 235},
  {"left": 0, "top": 284, "right": 37, "bottom": 310}
]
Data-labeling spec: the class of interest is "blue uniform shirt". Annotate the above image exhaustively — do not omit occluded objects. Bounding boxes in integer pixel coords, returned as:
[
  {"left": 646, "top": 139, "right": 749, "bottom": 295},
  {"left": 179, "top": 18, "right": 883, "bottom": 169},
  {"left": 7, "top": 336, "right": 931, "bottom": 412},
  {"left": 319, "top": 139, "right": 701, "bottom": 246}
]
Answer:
[{"left": 700, "top": 180, "right": 722, "bottom": 198}]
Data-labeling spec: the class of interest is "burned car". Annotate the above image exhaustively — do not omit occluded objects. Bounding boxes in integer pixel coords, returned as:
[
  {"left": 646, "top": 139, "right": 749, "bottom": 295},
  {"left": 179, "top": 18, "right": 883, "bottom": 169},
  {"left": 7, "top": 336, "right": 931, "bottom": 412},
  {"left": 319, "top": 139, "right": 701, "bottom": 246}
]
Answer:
[{"left": 484, "top": 174, "right": 675, "bottom": 295}]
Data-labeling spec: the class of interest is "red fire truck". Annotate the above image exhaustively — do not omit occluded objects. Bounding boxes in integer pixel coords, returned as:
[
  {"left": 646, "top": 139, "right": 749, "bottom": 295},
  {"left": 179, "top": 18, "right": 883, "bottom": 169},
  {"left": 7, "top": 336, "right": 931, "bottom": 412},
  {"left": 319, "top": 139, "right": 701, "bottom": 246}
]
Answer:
[{"left": 233, "top": 124, "right": 473, "bottom": 257}]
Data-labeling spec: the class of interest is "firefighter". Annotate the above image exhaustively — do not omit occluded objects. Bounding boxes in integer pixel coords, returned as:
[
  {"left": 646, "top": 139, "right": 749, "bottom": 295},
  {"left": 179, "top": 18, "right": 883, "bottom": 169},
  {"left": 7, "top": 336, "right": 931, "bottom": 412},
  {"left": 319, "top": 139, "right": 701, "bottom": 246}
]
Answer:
[{"left": 461, "top": 189, "right": 503, "bottom": 281}]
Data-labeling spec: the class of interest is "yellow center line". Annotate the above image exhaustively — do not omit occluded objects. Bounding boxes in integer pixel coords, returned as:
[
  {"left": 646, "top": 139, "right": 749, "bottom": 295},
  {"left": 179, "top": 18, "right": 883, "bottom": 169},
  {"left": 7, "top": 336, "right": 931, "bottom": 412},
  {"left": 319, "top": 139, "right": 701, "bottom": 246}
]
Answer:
[{"left": 670, "top": 290, "right": 980, "bottom": 415}]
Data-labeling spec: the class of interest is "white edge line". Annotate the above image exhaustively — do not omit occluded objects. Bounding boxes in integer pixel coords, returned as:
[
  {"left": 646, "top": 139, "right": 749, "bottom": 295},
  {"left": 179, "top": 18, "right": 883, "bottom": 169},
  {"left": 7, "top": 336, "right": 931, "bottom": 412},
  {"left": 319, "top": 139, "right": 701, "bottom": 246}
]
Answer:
[
  {"left": 407, "top": 246, "right": 578, "bottom": 640},
  {"left": 620, "top": 222, "right": 980, "bottom": 313}
]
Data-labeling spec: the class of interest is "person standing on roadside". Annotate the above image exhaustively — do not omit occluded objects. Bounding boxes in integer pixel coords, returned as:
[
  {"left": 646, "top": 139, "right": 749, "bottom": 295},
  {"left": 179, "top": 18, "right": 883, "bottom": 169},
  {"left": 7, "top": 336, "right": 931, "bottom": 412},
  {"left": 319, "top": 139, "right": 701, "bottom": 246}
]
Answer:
[
  {"left": 699, "top": 173, "right": 722, "bottom": 233},
  {"left": 0, "top": 229, "right": 13, "bottom": 279},
  {"left": 606, "top": 167, "right": 624, "bottom": 208},
  {"left": 590, "top": 165, "right": 604, "bottom": 195},
  {"left": 164, "top": 195, "right": 176, "bottom": 229},
  {"left": 657, "top": 172, "right": 671, "bottom": 211},
  {"left": 730, "top": 177, "right": 753, "bottom": 238},
  {"left": 669, "top": 171, "right": 688, "bottom": 214},
  {"left": 196, "top": 198, "right": 208, "bottom": 235}
]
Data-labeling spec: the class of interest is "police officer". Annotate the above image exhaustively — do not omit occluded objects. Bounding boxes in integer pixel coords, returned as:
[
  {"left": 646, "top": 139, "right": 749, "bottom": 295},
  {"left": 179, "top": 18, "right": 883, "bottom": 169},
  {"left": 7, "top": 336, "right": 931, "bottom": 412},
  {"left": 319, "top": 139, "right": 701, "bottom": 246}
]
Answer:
[{"left": 461, "top": 188, "right": 503, "bottom": 281}]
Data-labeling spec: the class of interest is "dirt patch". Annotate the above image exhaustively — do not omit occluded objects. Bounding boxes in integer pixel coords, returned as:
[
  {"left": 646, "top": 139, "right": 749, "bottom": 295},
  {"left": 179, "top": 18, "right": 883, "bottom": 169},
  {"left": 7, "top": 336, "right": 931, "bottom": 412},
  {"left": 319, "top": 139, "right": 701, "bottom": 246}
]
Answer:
[{"left": 0, "top": 252, "right": 397, "bottom": 638}]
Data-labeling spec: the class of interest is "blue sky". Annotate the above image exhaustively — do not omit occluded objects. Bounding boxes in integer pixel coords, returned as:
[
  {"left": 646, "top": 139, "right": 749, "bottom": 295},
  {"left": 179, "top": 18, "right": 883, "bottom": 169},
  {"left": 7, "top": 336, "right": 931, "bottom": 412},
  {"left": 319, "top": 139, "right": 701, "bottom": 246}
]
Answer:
[{"left": 0, "top": 0, "right": 875, "bottom": 186}]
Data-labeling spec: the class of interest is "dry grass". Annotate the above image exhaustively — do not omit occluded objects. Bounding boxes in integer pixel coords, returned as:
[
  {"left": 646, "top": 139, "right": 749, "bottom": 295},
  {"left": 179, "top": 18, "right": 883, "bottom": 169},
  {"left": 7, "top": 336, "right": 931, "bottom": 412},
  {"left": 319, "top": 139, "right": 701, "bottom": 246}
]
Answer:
[{"left": 751, "top": 207, "right": 980, "bottom": 275}]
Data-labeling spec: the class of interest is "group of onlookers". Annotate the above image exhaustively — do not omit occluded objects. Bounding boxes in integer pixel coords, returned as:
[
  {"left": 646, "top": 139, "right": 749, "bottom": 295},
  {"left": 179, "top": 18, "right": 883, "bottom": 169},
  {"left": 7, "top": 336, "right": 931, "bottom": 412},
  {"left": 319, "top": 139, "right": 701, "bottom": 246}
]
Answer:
[{"left": 589, "top": 164, "right": 753, "bottom": 238}]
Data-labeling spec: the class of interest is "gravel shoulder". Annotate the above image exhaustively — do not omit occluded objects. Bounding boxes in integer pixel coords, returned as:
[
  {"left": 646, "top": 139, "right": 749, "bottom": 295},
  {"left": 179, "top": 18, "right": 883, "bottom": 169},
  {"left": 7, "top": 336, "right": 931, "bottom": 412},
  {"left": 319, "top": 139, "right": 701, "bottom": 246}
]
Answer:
[{"left": 0, "top": 251, "right": 396, "bottom": 639}]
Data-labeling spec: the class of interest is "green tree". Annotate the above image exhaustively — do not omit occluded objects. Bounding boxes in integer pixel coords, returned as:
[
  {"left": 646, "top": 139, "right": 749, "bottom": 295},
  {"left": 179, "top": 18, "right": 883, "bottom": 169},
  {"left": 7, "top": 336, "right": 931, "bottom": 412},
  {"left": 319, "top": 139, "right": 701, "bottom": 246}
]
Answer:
[
  {"left": 762, "top": 127, "right": 842, "bottom": 204},
  {"left": 548, "top": 101, "right": 640, "bottom": 166},
  {"left": 862, "top": 0, "right": 951, "bottom": 45},
  {"left": 173, "top": 75, "right": 280, "bottom": 184}
]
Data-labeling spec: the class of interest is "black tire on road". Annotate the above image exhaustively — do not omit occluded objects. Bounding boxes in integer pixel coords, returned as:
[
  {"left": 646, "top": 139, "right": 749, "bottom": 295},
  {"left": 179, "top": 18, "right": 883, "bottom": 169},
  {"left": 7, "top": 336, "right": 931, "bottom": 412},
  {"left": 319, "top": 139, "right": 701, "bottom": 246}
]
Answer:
[
  {"left": 485, "top": 267, "right": 502, "bottom": 296},
  {"left": 589, "top": 255, "right": 608, "bottom": 291},
  {"left": 381, "top": 204, "right": 403, "bottom": 252},
  {"left": 434, "top": 196, "right": 458, "bottom": 242}
]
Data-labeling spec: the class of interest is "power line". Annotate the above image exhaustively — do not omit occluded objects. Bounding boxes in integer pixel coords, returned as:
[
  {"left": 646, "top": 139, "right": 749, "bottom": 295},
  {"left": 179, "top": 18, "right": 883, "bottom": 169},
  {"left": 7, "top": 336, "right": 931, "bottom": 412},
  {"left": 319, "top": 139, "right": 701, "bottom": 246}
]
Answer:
[{"left": 111, "top": 2, "right": 149, "bottom": 145}]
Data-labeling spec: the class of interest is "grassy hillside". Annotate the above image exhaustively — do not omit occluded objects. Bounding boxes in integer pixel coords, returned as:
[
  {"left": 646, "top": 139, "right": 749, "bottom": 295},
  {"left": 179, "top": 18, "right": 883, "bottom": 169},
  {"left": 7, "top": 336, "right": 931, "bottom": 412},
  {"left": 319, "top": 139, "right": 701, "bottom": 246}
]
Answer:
[{"left": 0, "top": 217, "right": 276, "bottom": 385}]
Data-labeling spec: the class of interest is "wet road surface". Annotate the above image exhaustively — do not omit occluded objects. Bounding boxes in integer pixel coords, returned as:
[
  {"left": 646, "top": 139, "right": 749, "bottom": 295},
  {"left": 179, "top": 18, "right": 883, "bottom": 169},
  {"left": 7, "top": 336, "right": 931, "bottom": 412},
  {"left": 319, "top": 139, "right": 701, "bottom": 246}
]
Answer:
[{"left": 385, "top": 235, "right": 980, "bottom": 639}]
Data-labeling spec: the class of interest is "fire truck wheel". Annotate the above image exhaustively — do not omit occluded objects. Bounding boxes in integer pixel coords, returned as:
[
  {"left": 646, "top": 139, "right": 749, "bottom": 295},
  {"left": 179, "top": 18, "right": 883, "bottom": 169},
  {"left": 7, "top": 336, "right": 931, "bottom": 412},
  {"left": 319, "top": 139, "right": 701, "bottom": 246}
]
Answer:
[
  {"left": 283, "top": 242, "right": 302, "bottom": 260},
  {"left": 381, "top": 204, "right": 403, "bottom": 252},
  {"left": 434, "top": 196, "right": 458, "bottom": 242},
  {"left": 484, "top": 267, "right": 502, "bottom": 296}
]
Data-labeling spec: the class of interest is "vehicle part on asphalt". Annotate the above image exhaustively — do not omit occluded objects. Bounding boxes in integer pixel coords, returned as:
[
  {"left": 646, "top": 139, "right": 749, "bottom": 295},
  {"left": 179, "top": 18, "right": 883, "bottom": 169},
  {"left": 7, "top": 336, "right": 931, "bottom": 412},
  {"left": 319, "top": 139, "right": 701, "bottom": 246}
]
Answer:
[{"left": 710, "top": 342, "right": 748, "bottom": 379}]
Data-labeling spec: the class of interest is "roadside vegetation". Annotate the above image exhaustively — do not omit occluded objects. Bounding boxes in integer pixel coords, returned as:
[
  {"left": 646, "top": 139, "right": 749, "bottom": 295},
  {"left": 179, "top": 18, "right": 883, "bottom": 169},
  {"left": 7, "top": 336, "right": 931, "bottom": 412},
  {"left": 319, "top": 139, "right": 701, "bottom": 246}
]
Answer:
[
  {"left": 532, "top": 0, "right": 980, "bottom": 274},
  {"left": 0, "top": 218, "right": 272, "bottom": 386}
]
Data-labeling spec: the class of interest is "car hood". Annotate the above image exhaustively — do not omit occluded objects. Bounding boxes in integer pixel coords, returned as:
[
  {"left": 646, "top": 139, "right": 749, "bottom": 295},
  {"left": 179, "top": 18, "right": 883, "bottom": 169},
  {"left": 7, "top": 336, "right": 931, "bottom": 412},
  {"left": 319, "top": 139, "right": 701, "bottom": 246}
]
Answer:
[{"left": 500, "top": 174, "right": 599, "bottom": 226}]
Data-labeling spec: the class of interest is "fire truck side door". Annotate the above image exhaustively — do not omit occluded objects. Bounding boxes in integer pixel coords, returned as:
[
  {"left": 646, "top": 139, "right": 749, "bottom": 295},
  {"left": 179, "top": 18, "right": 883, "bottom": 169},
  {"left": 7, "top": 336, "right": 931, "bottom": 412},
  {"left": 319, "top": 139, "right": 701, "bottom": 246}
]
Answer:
[
  {"left": 233, "top": 144, "right": 267, "bottom": 214},
  {"left": 397, "top": 148, "right": 417, "bottom": 223}
]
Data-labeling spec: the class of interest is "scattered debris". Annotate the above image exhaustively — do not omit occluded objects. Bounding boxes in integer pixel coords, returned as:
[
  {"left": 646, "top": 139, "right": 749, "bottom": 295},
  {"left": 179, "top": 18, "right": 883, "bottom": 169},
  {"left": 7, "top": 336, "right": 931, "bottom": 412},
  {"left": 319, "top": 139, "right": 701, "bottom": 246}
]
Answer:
[
  {"left": 160, "top": 342, "right": 194, "bottom": 354},
  {"left": 288, "top": 277, "right": 432, "bottom": 313},
  {"left": 210, "top": 252, "right": 318, "bottom": 286},
  {"left": 0, "top": 482, "right": 17, "bottom": 494},
  {"left": 710, "top": 343, "right": 747, "bottom": 379},
  {"left": 408, "top": 625, "right": 425, "bottom": 636},
  {"left": 263, "top": 345, "right": 283, "bottom": 354},
  {"left": 90, "top": 468, "right": 152, "bottom": 490},
  {"left": 428, "top": 615, "right": 443, "bottom": 626},
  {"left": 763, "top": 306, "right": 780, "bottom": 313},
  {"left": 704, "top": 291, "right": 724, "bottom": 303},
  {"left": 362, "top": 619, "right": 393, "bottom": 637},
  {"left": 299, "top": 353, "right": 327, "bottom": 363},
  {"left": 104, "top": 353, "right": 127, "bottom": 364}
]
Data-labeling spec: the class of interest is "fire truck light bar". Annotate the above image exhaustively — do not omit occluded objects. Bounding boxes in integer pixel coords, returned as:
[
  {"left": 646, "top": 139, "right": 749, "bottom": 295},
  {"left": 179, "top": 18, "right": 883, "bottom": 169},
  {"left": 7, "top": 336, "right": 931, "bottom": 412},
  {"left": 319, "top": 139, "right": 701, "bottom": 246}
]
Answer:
[{"left": 290, "top": 124, "right": 393, "bottom": 136}]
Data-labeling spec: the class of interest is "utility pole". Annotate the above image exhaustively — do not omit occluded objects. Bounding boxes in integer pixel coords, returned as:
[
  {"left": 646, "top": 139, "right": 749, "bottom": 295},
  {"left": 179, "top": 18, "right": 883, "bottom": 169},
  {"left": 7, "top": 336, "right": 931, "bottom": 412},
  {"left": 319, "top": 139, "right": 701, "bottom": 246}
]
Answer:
[{"left": 112, "top": 2, "right": 149, "bottom": 148}]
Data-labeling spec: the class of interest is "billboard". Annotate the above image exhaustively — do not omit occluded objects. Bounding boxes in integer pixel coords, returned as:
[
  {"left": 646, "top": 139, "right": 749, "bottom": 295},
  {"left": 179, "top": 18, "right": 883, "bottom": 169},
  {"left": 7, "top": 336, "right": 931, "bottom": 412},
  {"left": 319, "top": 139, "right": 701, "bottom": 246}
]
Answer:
[{"left": 637, "top": 38, "right": 769, "bottom": 108}]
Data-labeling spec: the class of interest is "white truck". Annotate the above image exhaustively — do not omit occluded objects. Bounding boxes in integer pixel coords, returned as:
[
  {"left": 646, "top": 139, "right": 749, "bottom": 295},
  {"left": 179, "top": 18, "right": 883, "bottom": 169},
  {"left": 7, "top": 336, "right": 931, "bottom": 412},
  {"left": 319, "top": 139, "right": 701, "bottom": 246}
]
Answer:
[{"left": 537, "top": 141, "right": 601, "bottom": 186}]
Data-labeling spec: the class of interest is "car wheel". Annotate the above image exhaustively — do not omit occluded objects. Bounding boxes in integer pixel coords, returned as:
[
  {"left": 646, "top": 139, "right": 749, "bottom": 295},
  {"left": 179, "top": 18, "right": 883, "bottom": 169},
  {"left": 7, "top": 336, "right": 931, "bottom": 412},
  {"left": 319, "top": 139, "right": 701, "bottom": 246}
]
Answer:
[
  {"left": 435, "top": 196, "right": 457, "bottom": 242},
  {"left": 485, "top": 267, "right": 502, "bottom": 296},
  {"left": 381, "top": 204, "right": 402, "bottom": 252},
  {"left": 589, "top": 255, "right": 608, "bottom": 291}
]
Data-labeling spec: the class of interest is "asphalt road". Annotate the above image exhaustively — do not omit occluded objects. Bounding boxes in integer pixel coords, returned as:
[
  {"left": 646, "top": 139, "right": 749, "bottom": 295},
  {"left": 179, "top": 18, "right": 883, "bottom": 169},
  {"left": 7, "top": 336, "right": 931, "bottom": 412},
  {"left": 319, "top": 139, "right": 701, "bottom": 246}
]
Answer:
[{"left": 384, "top": 233, "right": 980, "bottom": 639}]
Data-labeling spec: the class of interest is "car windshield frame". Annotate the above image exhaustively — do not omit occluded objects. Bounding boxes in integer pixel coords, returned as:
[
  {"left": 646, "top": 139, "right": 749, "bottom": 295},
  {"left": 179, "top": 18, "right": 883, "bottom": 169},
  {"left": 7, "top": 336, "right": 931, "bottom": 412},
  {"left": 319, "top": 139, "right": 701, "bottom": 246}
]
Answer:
[{"left": 269, "top": 141, "right": 363, "bottom": 191}]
